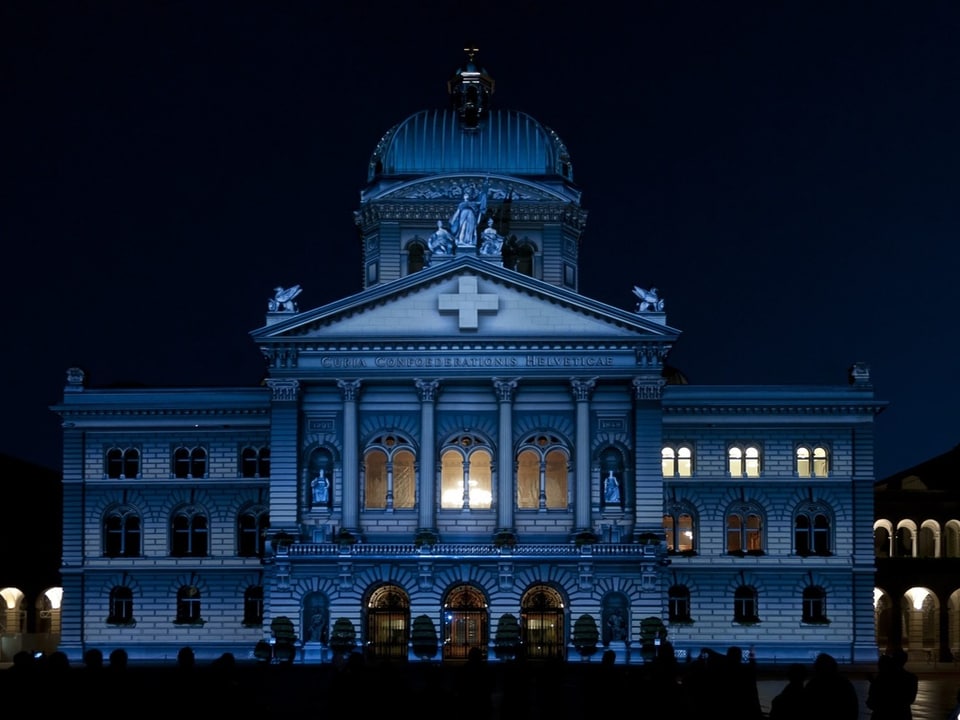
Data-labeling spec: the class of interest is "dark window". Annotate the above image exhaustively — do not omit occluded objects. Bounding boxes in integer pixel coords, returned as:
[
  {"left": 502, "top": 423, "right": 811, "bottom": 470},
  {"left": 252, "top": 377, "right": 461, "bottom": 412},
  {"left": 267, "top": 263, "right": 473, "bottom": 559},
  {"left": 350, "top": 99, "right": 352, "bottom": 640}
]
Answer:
[
  {"left": 104, "top": 509, "right": 141, "bottom": 557},
  {"left": 243, "top": 586, "right": 264, "bottom": 626},
  {"left": 241, "top": 446, "right": 270, "bottom": 478},
  {"left": 795, "top": 505, "right": 832, "bottom": 556},
  {"left": 175, "top": 586, "right": 202, "bottom": 624},
  {"left": 802, "top": 586, "right": 828, "bottom": 624},
  {"left": 108, "top": 587, "right": 134, "bottom": 625},
  {"left": 106, "top": 447, "right": 139, "bottom": 479},
  {"left": 174, "top": 446, "right": 207, "bottom": 478},
  {"left": 238, "top": 509, "right": 268, "bottom": 557},
  {"left": 733, "top": 585, "right": 759, "bottom": 623},
  {"left": 171, "top": 509, "right": 208, "bottom": 557},
  {"left": 668, "top": 585, "right": 692, "bottom": 622}
]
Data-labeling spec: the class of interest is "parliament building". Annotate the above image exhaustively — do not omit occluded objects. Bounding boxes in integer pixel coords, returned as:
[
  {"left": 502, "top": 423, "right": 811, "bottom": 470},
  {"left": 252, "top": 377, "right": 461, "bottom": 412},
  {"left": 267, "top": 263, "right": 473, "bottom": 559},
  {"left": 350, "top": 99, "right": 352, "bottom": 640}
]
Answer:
[{"left": 51, "top": 52, "right": 886, "bottom": 665}]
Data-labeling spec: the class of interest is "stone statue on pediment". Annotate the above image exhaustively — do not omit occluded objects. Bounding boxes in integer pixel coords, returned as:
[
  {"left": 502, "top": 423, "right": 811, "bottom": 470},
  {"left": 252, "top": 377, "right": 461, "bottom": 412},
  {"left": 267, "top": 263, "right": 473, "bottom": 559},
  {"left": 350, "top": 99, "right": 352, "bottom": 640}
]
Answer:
[
  {"left": 479, "top": 218, "right": 504, "bottom": 256},
  {"left": 428, "top": 220, "right": 455, "bottom": 254},
  {"left": 633, "top": 286, "right": 664, "bottom": 313},
  {"left": 269, "top": 285, "right": 302, "bottom": 312}
]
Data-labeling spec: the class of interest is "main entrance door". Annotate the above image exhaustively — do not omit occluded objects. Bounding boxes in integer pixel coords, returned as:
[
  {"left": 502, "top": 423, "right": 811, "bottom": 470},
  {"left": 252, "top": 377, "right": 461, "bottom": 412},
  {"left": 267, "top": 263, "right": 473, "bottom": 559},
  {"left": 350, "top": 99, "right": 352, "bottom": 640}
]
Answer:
[{"left": 443, "top": 584, "right": 489, "bottom": 660}]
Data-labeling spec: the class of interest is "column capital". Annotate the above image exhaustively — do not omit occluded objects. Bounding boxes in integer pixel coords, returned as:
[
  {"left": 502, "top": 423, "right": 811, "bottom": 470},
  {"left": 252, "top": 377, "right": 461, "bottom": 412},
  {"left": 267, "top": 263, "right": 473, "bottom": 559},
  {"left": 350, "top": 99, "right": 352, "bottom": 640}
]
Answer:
[
  {"left": 415, "top": 378, "right": 441, "bottom": 402},
  {"left": 265, "top": 378, "right": 300, "bottom": 402},
  {"left": 632, "top": 376, "right": 666, "bottom": 401},
  {"left": 569, "top": 377, "right": 597, "bottom": 402},
  {"left": 492, "top": 377, "right": 519, "bottom": 403},
  {"left": 337, "top": 379, "right": 362, "bottom": 402}
]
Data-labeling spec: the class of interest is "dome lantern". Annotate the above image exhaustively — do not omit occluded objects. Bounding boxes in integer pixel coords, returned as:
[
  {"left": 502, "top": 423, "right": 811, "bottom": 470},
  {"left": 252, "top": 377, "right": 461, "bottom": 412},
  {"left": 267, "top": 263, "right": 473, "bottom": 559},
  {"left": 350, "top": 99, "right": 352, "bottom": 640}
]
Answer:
[{"left": 447, "top": 45, "right": 495, "bottom": 129}]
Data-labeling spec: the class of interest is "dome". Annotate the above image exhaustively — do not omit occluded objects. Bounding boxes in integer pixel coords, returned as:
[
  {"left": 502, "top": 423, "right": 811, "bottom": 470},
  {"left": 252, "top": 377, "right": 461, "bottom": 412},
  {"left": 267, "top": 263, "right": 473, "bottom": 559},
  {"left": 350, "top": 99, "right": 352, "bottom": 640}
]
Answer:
[{"left": 367, "top": 108, "right": 573, "bottom": 182}]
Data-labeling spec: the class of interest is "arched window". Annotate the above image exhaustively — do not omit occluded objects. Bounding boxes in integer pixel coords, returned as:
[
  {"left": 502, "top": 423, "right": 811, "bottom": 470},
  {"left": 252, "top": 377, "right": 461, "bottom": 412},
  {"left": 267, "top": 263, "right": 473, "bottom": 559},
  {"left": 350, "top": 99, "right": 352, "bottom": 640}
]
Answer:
[
  {"left": 728, "top": 444, "right": 761, "bottom": 477},
  {"left": 662, "top": 444, "right": 693, "bottom": 477},
  {"left": 664, "top": 502, "right": 696, "bottom": 554},
  {"left": 175, "top": 585, "right": 202, "bottom": 625},
  {"left": 171, "top": 507, "right": 208, "bottom": 557},
  {"left": 795, "top": 502, "right": 832, "bottom": 556},
  {"left": 240, "top": 446, "right": 270, "bottom": 478},
  {"left": 238, "top": 507, "right": 268, "bottom": 557},
  {"left": 661, "top": 447, "right": 676, "bottom": 477},
  {"left": 104, "top": 507, "right": 141, "bottom": 557},
  {"left": 516, "top": 434, "right": 569, "bottom": 510},
  {"left": 107, "top": 586, "right": 135, "bottom": 625},
  {"left": 106, "top": 447, "right": 139, "bottom": 479},
  {"left": 173, "top": 446, "right": 207, "bottom": 479},
  {"left": 802, "top": 586, "right": 828, "bottom": 624},
  {"left": 243, "top": 586, "right": 264, "bottom": 627},
  {"left": 733, "top": 585, "right": 759, "bottom": 624},
  {"left": 874, "top": 522, "right": 893, "bottom": 558},
  {"left": 363, "top": 434, "right": 416, "bottom": 510},
  {"left": 668, "top": 585, "right": 692, "bottom": 623},
  {"left": 440, "top": 433, "right": 492, "bottom": 510},
  {"left": 797, "top": 445, "right": 830, "bottom": 478},
  {"left": 407, "top": 241, "right": 426, "bottom": 274},
  {"left": 726, "top": 504, "right": 764, "bottom": 555}
]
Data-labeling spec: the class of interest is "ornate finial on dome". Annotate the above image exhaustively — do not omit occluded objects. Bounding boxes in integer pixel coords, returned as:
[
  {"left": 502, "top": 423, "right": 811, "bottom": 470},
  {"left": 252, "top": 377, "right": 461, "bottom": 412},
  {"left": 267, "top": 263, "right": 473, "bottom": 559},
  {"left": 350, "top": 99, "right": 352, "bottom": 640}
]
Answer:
[{"left": 448, "top": 45, "right": 495, "bottom": 129}]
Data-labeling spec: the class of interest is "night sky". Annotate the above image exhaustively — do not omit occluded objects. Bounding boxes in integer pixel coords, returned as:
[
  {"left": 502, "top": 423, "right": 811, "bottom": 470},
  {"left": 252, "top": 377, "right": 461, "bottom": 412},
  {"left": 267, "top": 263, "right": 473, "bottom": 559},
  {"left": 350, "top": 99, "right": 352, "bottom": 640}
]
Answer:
[{"left": 3, "top": 1, "right": 959, "bottom": 479}]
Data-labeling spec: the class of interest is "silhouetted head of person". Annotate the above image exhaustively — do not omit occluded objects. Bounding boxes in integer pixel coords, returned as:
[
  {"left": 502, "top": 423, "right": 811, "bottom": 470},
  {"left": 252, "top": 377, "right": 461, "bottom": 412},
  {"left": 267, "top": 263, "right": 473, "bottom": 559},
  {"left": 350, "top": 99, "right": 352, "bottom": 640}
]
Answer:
[
  {"left": 109, "top": 648, "right": 128, "bottom": 669},
  {"left": 177, "top": 645, "right": 196, "bottom": 669},
  {"left": 892, "top": 648, "right": 909, "bottom": 668},
  {"left": 813, "top": 652, "right": 838, "bottom": 674},
  {"left": 83, "top": 648, "right": 104, "bottom": 669}
]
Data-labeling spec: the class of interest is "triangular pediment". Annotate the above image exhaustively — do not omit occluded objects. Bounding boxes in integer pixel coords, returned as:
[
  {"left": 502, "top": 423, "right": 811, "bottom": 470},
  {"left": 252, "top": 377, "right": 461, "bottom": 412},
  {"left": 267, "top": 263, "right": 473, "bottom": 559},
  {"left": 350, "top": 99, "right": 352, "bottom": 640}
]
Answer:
[{"left": 252, "top": 256, "right": 680, "bottom": 346}]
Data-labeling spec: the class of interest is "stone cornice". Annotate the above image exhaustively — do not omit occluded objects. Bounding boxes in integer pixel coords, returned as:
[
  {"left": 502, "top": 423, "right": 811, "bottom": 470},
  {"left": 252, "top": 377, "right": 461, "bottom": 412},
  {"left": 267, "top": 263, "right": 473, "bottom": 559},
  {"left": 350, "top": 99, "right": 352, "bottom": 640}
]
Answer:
[
  {"left": 354, "top": 202, "right": 587, "bottom": 230},
  {"left": 662, "top": 403, "right": 886, "bottom": 416}
]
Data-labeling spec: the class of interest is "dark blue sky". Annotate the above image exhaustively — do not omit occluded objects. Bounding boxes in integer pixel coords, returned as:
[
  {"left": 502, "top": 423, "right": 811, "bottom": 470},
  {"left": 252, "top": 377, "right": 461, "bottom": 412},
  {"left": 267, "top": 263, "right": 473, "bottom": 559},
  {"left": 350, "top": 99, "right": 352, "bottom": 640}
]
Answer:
[{"left": 3, "top": 1, "right": 958, "bottom": 479}]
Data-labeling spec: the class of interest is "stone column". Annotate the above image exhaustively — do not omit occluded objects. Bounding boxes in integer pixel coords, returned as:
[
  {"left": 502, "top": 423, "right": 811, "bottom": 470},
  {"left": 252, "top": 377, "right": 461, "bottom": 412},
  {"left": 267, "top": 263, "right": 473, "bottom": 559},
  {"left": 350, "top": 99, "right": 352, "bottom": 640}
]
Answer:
[
  {"left": 493, "top": 378, "right": 518, "bottom": 532},
  {"left": 632, "top": 376, "right": 665, "bottom": 536},
  {"left": 570, "top": 377, "right": 596, "bottom": 531},
  {"left": 337, "top": 379, "right": 361, "bottom": 532},
  {"left": 265, "top": 379, "right": 301, "bottom": 534},
  {"left": 415, "top": 379, "right": 440, "bottom": 533}
]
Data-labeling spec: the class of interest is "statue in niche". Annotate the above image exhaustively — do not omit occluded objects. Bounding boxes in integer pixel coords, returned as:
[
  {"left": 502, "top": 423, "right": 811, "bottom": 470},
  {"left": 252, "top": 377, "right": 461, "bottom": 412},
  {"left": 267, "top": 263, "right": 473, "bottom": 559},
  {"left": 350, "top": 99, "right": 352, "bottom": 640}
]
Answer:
[
  {"left": 311, "top": 469, "right": 330, "bottom": 506},
  {"left": 269, "top": 284, "right": 302, "bottom": 312},
  {"left": 604, "top": 470, "right": 621, "bottom": 505},
  {"left": 428, "top": 220, "right": 455, "bottom": 254},
  {"left": 479, "top": 218, "right": 504, "bottom": 256},
  {"left": 632, "top": 285, "right": 664, "bottom": 312},
  {"left": 606, "top": 609, "right": 627, "bottom": 641}
]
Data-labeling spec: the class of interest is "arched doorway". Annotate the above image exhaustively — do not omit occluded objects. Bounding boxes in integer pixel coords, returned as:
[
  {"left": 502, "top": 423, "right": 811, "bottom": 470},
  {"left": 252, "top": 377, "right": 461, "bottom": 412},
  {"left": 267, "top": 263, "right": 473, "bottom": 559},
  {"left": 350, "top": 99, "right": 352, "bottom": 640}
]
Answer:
[
  {"left": 366, "top": 585, "right": 410, "bottom": 662},
  {"left": 521, "top": 584, "right": 565, "bottom": 660},
  {"left": 442, "top": 584, "right": 489, "bottom": 660}
]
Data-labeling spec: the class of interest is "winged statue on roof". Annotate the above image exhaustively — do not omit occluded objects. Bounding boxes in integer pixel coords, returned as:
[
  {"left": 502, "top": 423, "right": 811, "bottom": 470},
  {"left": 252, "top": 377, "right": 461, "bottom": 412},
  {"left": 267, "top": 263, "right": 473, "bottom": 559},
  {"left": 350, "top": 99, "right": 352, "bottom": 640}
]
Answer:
[
  {"left": 269, "top": 285, "right": 302, "bottom": 312},
  {"left": 633, "top": 286, "right": 664, "bottom": 313}
]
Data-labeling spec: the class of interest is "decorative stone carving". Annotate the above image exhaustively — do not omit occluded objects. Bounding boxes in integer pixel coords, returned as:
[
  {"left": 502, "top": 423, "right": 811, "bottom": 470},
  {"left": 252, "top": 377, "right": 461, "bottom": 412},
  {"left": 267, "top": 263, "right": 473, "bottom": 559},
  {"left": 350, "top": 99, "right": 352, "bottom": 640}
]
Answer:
[{"left": 266, "top": 378, "right": 300, "bottom": 402}]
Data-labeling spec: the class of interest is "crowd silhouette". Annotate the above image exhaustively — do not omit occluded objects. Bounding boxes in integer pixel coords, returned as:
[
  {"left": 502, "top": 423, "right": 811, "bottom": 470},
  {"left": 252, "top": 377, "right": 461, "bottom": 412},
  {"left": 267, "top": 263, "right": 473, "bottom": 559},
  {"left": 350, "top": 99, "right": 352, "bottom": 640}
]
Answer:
[{"left": 0, "top": 643, "right": 942, "bottom": 720}]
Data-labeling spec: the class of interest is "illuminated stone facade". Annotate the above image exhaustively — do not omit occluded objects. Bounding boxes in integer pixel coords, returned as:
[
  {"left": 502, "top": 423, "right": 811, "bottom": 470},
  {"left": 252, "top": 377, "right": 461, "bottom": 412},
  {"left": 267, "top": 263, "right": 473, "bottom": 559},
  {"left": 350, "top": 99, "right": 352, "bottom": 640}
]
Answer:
[{"left": 52, "top": 52, "right": 885, "bottom": 664}]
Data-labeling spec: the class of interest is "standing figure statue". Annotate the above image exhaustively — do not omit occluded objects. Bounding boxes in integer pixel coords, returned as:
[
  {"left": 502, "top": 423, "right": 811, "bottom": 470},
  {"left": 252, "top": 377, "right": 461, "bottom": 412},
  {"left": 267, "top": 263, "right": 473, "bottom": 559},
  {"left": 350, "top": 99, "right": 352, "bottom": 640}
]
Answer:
[
  {"left": 449, "top": 191, "right": 484, "bottom": 248},
  {"left": 428, "top": 220, "right": 455, "bottom": 254},
  {"left": 604, "top": 470, "right": 621, "bottom": 505},
  {"left": 311, "top": 469, "right": 330, "bottom": 505}
]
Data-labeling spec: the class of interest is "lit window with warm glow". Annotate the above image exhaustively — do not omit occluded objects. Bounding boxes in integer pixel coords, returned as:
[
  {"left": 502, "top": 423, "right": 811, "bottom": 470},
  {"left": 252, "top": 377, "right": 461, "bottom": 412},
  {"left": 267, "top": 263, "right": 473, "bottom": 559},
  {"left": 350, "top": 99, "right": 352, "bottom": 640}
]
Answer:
[{"left": 441, "top": 436, "right": 492, "bottom": 510}]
